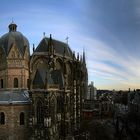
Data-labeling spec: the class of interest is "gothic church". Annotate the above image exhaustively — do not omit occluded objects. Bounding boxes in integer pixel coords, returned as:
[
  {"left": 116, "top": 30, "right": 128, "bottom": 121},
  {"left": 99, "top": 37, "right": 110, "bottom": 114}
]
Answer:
[{"left": 0, "top": 22, "right": 88, "bottom": 140}]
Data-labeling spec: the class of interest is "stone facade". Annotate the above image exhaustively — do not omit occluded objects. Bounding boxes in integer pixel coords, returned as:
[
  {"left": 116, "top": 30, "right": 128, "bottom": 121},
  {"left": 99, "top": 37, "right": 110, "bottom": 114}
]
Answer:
[
  {"left": 0, "top": 104, "right": 30, "bottom": 140},
  {"left": 0, "top": 22, "right": 88, "bottom": 140},
  {"left": 0, "top": 22, "right": 31, "bottom": 140}
]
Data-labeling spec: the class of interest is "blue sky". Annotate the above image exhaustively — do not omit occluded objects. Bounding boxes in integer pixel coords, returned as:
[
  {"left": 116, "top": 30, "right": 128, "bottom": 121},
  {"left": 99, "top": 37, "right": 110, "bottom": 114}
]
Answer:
[{"left": 0, "top": 0, "right": 140, "bottom": 90}]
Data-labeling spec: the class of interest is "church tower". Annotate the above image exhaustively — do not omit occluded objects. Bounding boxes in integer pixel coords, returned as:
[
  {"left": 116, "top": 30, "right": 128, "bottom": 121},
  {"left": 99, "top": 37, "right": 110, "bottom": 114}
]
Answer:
[
  {"left": 0, "top": 22, "right": 30, "bottom": 89},
  {"left": 0, "top": 22, "right": 31, "bottom": 140}
]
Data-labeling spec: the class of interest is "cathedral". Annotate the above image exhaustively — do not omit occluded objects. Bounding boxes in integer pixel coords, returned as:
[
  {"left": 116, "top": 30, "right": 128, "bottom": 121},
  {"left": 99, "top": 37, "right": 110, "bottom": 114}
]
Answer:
[{"left": 0, "top": 22, "right": 88, "bottom": 140}]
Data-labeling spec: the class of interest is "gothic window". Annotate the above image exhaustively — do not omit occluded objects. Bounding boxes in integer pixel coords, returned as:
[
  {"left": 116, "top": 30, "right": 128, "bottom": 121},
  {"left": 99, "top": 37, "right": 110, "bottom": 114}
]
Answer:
[
  {"left": 37, "top": 100, "right": 44, "bottom": 125},
  {"left": 0, "top": 112, "right": 5, "bottom": 125},
  {"left": 20, "top": 112, "right": 25, "bottom": 125},
  {"left": 1, "top": 79, "right": 3, "bottom": 88},
  {"left": 14, "top": 78, "right": 18, "bottom": 88},
  {"left": 50, "top": 97, "right": 55, "bottom": 121},
  {"left": 57, "top": 96, "right": 61, "bottom": 113}
]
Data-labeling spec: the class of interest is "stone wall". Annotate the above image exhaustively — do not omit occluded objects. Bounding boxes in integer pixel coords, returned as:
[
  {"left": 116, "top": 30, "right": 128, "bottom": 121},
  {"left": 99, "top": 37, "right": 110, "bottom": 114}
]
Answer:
[{"left": 0, "top": 104, "right": 31, "bottom": 140}]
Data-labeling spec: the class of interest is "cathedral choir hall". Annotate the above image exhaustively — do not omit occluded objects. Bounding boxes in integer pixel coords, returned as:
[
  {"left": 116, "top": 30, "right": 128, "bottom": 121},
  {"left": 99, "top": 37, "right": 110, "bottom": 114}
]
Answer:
[{"left": 0, "top": 22, "right": 88, "bottom": 140}]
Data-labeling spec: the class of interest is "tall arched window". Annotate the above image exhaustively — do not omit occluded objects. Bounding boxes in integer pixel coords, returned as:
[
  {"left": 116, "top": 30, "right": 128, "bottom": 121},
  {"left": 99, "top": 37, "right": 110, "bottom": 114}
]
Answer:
[
  {"left": 14, "top": 78, "right": 18, "bottom": 88},
  {"left": 0, "top": 112, "right": 5, "bottom": 125},
  {"left": 37, "top": 100, "right": 44, "bottom": 125},
  {"left": 20, "top": 112, "right": 25, "bottom": 125},
  {"left": 1, "top": 79, "right": 3, "bottom": 88}
]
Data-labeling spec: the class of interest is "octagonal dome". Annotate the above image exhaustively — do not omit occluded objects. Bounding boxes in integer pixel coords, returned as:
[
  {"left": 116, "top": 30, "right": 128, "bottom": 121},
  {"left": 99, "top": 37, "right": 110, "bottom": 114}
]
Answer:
[{"left": 0, "top": 22, "right": 29, "bottom": 56}]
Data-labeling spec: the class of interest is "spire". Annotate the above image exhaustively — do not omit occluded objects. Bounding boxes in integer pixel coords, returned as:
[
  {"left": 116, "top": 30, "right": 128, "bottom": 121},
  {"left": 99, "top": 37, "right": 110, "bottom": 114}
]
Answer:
[
  {"left": 49, "top": 34, "right": 53, "bottom": 46},
  {"left": 83, "top": 49, "right": 86, "bottom": 64},
  {"left": 33, "top": 44, "right": 35, "bottom": 52},
  {"left": 48, "top": 34, "right": 54, "bottom": 54},
  {"left": 77, "top": 53, "right": 79, "bottom": 61},
  {"left": 73, "top": 51, "right": 75, "bottom": 61},
  {"left": 8, "top": 21, "right": 17, "bottom": 32},
  {"left": 80, "top": 54, "right": 83, "bottom": 62}
]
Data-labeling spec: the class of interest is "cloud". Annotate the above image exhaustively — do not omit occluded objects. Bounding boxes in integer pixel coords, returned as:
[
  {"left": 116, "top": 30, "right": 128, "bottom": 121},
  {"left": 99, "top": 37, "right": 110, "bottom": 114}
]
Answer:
[{"left": 1, "top": 0, "right": 140, "bottom": 90}]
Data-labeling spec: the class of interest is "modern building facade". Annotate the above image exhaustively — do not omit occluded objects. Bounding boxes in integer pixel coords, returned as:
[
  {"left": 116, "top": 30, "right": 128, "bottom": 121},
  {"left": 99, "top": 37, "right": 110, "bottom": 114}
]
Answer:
[
  {"left": 87, "top": 81, "right": 97, "bottom": 100},
  {"left": 0, "top": 22, "right": 88, "bottom": 140}
]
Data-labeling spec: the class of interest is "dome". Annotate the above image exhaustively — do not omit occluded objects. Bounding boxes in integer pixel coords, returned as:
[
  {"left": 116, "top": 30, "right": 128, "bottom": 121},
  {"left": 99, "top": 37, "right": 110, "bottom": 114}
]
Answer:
[
  {"left": 0, "top": 22, "right": 29, "bottom": 56},
  {"left": 34, "top": 35, "right": 73, "bottom": 58}
]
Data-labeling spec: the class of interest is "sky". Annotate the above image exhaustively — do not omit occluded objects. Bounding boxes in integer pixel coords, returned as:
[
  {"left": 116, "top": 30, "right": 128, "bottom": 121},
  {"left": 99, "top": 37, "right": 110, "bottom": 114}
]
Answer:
[{"left": 0, "top": 0, "right": 140, "bottom": 90}]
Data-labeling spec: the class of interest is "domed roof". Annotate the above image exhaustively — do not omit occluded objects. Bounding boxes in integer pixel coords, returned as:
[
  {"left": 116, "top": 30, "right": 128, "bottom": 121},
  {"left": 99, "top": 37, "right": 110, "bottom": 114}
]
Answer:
[
  {"left": 0, "top": 22, "right": 29, "bottom": 56},
  {"left": 34, "top": 35, "right": 73, "bottom": 58}
]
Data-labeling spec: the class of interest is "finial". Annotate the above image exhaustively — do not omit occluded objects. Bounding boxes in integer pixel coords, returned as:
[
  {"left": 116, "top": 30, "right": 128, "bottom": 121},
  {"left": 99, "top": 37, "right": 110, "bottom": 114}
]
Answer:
[
  {"left": 33, "top": 44, "right": 35, "bottom": 52},
  {"left": 77, "top": 53, "right": 79, "bottom": 61},
  {"left": 50, "top": 34, "right": 52, "bottom": 40},
  {"left": 49, "top": 34, "right": 52, "bottom": 46}
]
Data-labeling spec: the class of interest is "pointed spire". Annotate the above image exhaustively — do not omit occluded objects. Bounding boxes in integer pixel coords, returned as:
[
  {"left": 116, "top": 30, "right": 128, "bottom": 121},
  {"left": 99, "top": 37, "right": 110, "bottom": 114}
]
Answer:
[
  {"left": 33, "top": 44, "right": 35, "bottom": 52},
  {"left": 80, "top": 54, "right": 83, "bottom": 62},
  {"left": 48, "top": 34, "right": 54, "bottom": 54},
  {"left": 73, "top": 51, "right": 75, "bottom": 61},
  {"left": 83, "top": 49, "right": 86, "bottom": 64},
  {"left": 77, "top": 53, "right": 79, "bottom": 61},
  {"left": 50, "top": 34, "right": 52, "bottom": 41},
  {"left": 49, "top": 34, "right": 53, "bottom": 46}
]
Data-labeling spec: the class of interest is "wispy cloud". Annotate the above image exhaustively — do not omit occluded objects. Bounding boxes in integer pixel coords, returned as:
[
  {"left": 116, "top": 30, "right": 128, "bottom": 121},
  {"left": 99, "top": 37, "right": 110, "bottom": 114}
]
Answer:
[{"left": 0, "top": 0, "right": 140, "bottom": 90}]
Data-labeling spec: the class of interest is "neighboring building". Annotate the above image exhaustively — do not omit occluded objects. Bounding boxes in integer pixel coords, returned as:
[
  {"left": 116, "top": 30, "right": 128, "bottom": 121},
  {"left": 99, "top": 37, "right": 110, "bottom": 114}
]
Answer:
[
  {"left": 82, "top": 82, "right": 97, "bottom": 119},
  {"left": 99, "top": 93, "right": 113, "bottom": 118},
  {"left": 87, "top": 81, "right": 97, "bottom": 100},
  {"left": 0, "top": 22, "right": 88, "bottom": 140},
  {"left": 128, "top": 89, "right": 140, "bottom": 116}
]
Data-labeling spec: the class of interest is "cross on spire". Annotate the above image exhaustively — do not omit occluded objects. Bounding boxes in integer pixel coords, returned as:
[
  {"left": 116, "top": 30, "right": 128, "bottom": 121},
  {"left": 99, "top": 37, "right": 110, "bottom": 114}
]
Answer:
[
  {"left": 12, "top": 17, "right": 14, "bottom": 23},
  {"left": 43, "top": 32, "right": 45, "bottom": 38},
  {"left": 66, "top": 36, "right": 69, "bottom": 44}
]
